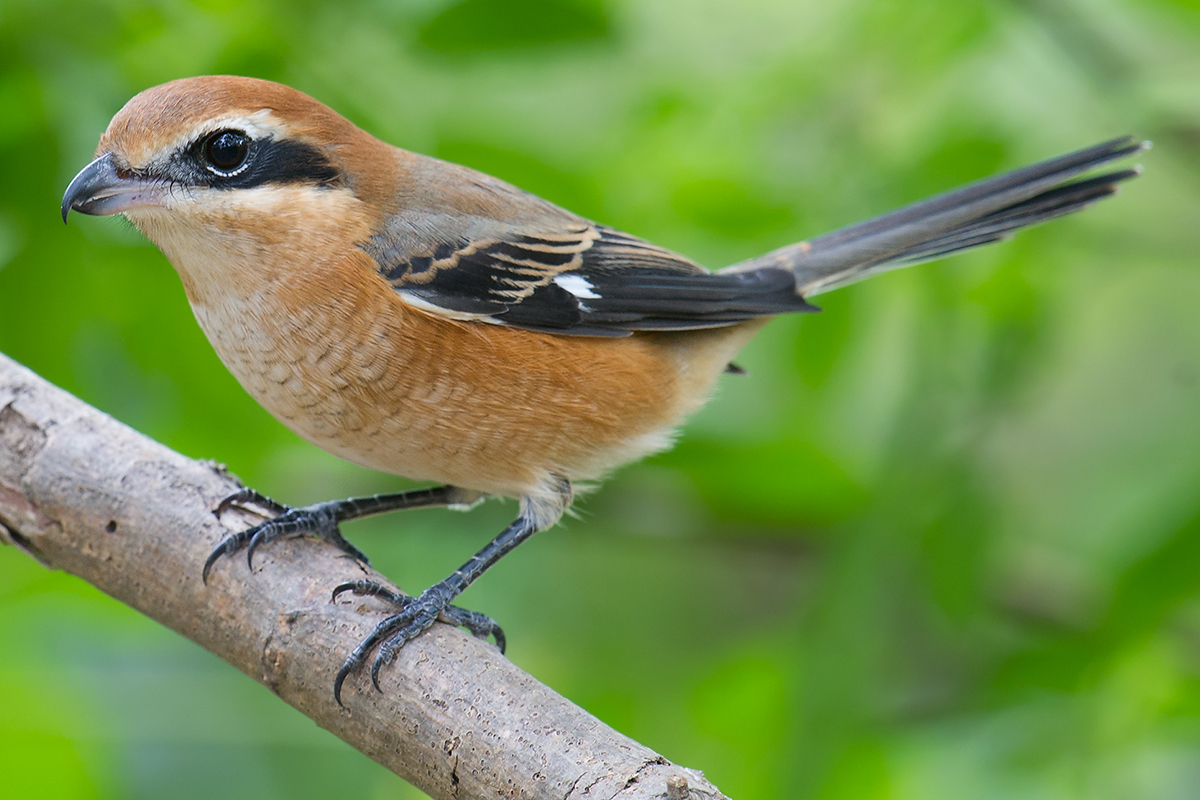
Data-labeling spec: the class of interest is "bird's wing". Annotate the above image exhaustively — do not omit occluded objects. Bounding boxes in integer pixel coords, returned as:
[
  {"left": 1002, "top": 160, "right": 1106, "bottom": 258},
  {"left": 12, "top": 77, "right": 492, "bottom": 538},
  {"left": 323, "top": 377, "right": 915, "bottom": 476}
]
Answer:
[{"left": 363, "top": 217, "right": 816, "bottom": 337}]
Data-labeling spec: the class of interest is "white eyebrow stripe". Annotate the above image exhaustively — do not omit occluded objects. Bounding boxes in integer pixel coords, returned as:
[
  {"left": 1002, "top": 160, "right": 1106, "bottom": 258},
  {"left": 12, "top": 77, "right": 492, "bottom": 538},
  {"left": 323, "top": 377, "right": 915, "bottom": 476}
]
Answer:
[
  {"left": 553, "top": 275, "right": 601, "bottom": 299},
  {"left": 206, "top": 109, "right": 282, "bottom": 139},
  {"left": 157, "top": 109, "right": 289, "bottom": 163}
]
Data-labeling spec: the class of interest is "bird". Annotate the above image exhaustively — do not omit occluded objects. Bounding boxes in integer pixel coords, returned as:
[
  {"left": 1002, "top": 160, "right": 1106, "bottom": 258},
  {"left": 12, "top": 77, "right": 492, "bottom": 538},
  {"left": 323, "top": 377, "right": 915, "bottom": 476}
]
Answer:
[{"left": 61, "top": 75, "right": 1145, "bottom": 704}]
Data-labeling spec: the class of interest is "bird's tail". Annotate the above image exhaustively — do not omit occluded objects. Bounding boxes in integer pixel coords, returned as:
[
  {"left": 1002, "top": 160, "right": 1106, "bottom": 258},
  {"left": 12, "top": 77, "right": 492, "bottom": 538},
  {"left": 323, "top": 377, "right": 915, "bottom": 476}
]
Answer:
[{"left": 721, "top": 136, "right": 1148, "bottom": 296}]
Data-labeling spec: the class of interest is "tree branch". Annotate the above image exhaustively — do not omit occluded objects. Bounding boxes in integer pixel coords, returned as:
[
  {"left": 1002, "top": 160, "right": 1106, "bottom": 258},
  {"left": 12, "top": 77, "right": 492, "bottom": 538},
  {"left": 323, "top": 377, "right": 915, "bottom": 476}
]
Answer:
[{"left": 0, "top": 352, "right": 729, "bottom": 800}]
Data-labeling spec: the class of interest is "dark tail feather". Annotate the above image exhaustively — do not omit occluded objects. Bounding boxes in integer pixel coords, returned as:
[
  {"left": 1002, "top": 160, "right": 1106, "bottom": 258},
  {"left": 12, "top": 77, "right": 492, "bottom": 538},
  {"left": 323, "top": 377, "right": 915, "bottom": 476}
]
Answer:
[{"left": 722, "top": 136, "right": 1148, "bottom": 296}]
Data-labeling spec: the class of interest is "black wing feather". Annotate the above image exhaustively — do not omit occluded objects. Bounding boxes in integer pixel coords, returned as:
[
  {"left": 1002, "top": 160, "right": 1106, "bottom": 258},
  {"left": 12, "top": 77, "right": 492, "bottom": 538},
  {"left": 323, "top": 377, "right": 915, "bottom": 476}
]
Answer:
[{"left": 365, "top": 223, "right": 815, "bottom": 336}]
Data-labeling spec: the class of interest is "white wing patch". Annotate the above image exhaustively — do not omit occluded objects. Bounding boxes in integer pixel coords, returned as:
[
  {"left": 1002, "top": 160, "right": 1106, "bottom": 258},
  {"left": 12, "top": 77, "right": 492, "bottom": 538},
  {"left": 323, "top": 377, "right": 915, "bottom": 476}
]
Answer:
[{"left": 553, "top": 274, "right": 601, "bottom": 299}]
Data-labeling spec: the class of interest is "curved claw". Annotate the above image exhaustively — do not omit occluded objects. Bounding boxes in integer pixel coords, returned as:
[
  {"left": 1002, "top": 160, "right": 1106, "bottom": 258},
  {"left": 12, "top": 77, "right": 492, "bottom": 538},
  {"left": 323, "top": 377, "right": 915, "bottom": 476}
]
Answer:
[
  {"left": 370, "top": 646, "right": 390, "bottom": 692},
  {"left": 331, "top": 580, "right": 407, "bottom": 605},
  {"left": 335, "top": 618, "right": 398, "bottom": 704},
  {"left": 201, "top": 550, "right": 221, "bottom": 585},
  {"left": 203, "top": 532, "right": 249, "bottom": 583},
  {"left": 215, "top": 488, "right": 286, "bottom": 518},
  {"left": 331, "top": 581, "right": 363, "bottom": 602},
  {"left": 332, "top": 611, "right": 415, "bottom": 701},
  {"left": 370, "top": 608, "right": 438, "bottom": 686},
  {"left": 368, "top": 616, "right": 413, "bottom": 691},
  {"left": 331, "top": 583, "right": 505, "bottom": 704},
  {"left": 333, "top": 655, "right": 363, "bottom": 707},
  {"left": 334, "top": 632, "right": 384, "bottom": 706},
  {"left": 206, "top": 499, "right": 367, "bottom": 583},
  {"left": 436, "top": 605, "right": 505, "bottom": 650},
  {"left": 245, "top": 524, "right": 271, "bottom": 570},
  {"left": 214, "top": 488, "right": 255, "bottom": 517},
  {"left": 335, "top": 620, "right": 388, "bottom": 706}
]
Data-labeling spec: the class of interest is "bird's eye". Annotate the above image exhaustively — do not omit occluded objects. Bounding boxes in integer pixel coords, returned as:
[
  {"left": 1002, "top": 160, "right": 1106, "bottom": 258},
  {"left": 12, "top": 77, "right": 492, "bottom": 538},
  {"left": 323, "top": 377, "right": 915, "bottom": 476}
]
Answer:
[{"left": 202, "top": 130, "right": 251, "bottom": 175}]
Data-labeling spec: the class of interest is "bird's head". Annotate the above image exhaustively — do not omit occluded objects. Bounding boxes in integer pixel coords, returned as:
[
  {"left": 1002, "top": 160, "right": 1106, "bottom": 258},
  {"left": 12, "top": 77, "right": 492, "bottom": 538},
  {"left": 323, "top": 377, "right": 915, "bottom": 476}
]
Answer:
[{"left": 62, "top": 76, "right": 398, "bottom": 291}]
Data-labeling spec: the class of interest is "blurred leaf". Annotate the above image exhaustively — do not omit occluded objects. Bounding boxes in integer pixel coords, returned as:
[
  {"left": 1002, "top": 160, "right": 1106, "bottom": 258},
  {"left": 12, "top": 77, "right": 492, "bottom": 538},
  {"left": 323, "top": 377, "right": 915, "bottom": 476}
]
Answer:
[
  {"left": 659, "top": 437, "right": 867, "bottom": 529},
  {"left": 417, "top": 0, "right": 614, "bottom": 56},
  {"left": 671, "top": 176, "right": 797, "bottom": 239}
]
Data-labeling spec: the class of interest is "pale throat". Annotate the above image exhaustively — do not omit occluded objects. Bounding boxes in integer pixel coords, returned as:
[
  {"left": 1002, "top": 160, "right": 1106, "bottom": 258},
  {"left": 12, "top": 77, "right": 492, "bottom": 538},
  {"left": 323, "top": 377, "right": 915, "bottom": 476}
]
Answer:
[{"left": 125, "top": 184, "right": 371, "bottom": 306}]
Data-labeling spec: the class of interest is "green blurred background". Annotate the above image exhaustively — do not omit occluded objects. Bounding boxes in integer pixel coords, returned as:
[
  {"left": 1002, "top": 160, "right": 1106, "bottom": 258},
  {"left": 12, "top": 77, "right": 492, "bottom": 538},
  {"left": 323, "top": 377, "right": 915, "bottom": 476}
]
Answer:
[{"left": 1, "top": 0, "right": 1198, "bottom": 797}]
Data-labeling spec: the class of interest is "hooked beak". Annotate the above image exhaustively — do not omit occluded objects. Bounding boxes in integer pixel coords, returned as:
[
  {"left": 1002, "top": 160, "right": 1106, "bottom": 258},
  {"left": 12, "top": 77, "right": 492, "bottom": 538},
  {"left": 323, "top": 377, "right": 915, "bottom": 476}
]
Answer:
[{"left": 61, "top": 153, "right": 167, "bottom": 223}]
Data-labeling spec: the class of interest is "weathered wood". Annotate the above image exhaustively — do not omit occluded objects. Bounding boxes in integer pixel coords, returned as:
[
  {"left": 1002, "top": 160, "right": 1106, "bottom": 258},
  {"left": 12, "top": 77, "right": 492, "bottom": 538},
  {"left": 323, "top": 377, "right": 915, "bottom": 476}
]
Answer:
[{"left": 0, "top": 351, "right": 728, "bottom": 800}]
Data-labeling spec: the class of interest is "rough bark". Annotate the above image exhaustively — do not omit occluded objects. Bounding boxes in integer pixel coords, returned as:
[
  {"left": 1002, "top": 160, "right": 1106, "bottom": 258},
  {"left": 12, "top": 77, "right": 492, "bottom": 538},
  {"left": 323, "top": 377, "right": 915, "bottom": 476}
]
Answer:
[{"left": 0, "top": 352, "right": 729, "bottom": 800}]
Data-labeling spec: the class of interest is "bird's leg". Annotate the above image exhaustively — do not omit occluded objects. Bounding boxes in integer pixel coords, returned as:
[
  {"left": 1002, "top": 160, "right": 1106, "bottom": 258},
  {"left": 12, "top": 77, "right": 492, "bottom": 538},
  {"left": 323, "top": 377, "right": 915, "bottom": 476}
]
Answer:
[
  {"left": 205, "top": 485, "right": 484, "bottom": 583},
  {"left": 332, "top": 478, "right": 571, "bottom": 705}
]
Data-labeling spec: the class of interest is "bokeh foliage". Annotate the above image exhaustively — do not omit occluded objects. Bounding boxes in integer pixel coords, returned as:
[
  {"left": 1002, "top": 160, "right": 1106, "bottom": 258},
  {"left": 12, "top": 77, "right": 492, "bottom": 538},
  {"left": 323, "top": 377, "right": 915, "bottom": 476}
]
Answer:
[{"left": 2, "top": 0, "right": 1199, "bottom": 798}]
